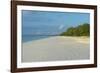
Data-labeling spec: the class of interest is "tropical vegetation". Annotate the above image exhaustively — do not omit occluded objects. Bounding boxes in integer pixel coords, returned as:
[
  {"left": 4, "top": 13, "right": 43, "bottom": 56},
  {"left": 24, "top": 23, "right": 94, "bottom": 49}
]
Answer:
[{"left": 60, "top": 23, "right": 90, "bottom": 36}]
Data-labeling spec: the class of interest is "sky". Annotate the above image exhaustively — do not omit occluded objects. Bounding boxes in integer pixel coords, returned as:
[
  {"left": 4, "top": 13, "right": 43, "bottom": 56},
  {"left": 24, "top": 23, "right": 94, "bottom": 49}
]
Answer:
[{"left": 22, "top": 10, "right": 90, "bottom": 35}]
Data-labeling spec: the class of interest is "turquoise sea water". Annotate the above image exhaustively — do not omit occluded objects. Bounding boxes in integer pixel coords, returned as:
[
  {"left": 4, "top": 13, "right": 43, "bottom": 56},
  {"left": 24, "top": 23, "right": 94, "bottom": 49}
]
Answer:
[{"left": 22, "top": 35, "right": 52, "bottom": 43}]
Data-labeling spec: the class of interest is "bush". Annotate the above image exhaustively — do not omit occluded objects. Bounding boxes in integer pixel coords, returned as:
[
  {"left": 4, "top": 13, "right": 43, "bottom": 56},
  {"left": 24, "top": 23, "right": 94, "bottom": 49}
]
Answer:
[{"left": 60, "top": 23, "right": 90, "bottom": 36}]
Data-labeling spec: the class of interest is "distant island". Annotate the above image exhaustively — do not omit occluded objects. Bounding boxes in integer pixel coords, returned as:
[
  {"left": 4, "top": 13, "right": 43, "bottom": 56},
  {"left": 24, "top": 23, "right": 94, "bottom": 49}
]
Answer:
[{"left": 60, "top": 23, "right": 90, "bottom": 36}]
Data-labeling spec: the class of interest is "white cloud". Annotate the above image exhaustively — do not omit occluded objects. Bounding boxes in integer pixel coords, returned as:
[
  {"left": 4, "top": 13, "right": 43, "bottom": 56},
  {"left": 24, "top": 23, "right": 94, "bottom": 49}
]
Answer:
[{"left": 59, "top": 25, "right": 64, "bottom": 30}]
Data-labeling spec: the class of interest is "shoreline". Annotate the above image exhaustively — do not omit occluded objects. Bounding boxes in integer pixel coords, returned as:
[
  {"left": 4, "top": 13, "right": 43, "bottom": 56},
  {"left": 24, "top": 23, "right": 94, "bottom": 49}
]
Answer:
[{"left": 23, "top": 36, "right": 89, "bottom": 44}]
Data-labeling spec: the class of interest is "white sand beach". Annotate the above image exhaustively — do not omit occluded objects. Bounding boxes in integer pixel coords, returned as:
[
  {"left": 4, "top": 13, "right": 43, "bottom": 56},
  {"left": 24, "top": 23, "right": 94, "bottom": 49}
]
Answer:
[{"left": 22, "top": 36, "right": 90, "bottom": 62}]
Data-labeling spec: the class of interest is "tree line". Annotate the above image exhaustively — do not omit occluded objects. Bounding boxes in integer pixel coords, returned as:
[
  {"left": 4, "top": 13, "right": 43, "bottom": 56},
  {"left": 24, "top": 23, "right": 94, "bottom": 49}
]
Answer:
[{"left": 60, "top": 23, "right": 90, "bottom": 36}]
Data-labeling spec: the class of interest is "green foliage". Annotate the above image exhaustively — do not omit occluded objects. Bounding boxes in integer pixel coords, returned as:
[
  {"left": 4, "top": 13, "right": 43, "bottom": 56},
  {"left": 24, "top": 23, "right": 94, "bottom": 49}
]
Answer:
[{"left": 60, "top": 23, "right": 90, "bottom": 36}]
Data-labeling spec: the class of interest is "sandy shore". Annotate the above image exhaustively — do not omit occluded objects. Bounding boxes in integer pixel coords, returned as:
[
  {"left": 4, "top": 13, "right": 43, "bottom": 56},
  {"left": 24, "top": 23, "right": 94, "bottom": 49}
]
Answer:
[{"left": 22, "top": 36, "right": 90, "bottom": 62}]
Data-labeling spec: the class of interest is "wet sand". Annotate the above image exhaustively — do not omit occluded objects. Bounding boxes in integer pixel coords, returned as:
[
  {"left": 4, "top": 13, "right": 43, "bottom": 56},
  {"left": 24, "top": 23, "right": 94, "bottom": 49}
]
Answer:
[{"left": 22, "top": 36, "right": 90, "bottom": 62}]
